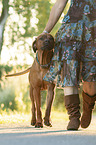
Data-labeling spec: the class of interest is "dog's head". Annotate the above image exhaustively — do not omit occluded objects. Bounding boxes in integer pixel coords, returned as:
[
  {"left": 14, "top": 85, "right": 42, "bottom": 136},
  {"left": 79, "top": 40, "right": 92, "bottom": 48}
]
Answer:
[{"left": 32, "top": 33, "right": 54, "bottom": 53}]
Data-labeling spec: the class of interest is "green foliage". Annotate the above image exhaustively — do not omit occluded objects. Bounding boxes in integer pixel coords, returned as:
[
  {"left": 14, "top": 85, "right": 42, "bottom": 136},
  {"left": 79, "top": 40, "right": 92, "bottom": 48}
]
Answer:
[
  {"left": 6, "top": 0, "right": 70, "bottom": 44},
  {"left": 22, "top": 85, "right": 31, "bottom": 112},
  {"left": 0, "top": 65, "right": 13, "bottom": 80},
  {"left": 8, "top": 0, "right": 52, "bottom": 43},
  {"left": 39, "top": 88, "right": 65, "bottom": 111},
  {"left": 64, "top": 0, "right": 71, "bottom": 15},
  {"left": 0, "top": 85, "right": 16, "bottom": 111},
  {"left": 0, "top": 64, "right": 29, "bottom": 81},
  {"left": 0, "top": 74, "right": 31, "bottom": 113},
  {"left": 53, "top": 88, "right": 65, "bottom": 111},
  {"left": 0, "top": 64, "right": 31, "bottom": 113},
  {"left": 36, "top": 1, "right": 52, "bottom": 35},
  {"left": 41, "top": 90, "right": 47, "bottom": 108}
]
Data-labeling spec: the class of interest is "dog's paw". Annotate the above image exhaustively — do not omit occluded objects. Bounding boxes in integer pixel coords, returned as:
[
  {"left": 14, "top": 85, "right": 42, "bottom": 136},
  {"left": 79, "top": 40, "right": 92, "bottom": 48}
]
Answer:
[
  {"left": 44, "top": 121, "right": 52, "bottom": 127},
  {"left": 35, "top": 122, "right": 43, "bottom": 128},
  {"left": 31, "top": 119, "right": 36, "bottom": 126},
  {"left": 44, "top": 118, "right": 52, "bottom": 127}
]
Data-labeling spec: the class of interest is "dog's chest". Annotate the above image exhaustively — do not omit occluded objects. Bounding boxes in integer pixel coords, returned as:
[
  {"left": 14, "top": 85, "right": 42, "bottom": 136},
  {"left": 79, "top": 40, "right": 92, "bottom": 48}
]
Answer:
[{"left": 39, "top": 69, "right": 48, "bottom": 90}]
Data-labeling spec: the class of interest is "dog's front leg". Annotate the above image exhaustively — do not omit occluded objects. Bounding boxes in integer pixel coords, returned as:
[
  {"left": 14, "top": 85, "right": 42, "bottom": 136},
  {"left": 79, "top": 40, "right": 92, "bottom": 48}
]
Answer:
[
  {"left": 30, "top": 85, "right": 36, "bottom": 126},
  {"left": 33, "top": 87, "right": 43, "bottom": 128},
  {"left": 44, "top": 83, "right": 55, "bottom": 127}
]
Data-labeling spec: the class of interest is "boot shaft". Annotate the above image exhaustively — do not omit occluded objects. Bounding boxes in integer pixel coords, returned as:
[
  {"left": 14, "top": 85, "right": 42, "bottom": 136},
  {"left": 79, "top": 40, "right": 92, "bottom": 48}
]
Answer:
[
  {"left": 82, "top": 91, "right": 96, "bottom": 110},
  {"left": 64, "top": 94, "right": 81, "bottom": 119}
]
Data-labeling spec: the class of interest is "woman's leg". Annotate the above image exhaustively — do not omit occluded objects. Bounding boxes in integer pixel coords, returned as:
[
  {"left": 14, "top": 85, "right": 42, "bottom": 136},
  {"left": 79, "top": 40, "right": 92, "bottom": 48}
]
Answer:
[
  {"left": 83, "top": 82, "right": 96, "bottom": 96},
  {"left": 80, "top": 33, "right": 96, "bottom": 128},
  {"left": 81, "top": 82, "right": 96, "bottom": 128}
]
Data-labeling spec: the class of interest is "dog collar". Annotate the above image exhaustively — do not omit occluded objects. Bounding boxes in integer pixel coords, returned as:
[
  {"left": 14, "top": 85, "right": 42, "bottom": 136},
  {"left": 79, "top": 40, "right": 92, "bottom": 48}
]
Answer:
[{"left": 36, "top": 53, "right": 51, "bottom": 68}]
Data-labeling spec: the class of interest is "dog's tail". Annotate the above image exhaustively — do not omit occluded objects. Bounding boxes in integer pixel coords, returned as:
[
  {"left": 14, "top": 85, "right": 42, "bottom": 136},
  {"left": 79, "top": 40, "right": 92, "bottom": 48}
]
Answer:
[{"left": 5, "top": 67, "right": 31, "bottom": 77}]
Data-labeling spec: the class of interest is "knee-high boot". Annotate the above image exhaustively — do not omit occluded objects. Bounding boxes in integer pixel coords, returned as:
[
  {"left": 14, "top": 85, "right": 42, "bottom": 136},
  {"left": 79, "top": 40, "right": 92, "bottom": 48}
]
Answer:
[
  {"left": 81, "top": 91, "right": 96, "bottom": 128},
  {"left": 65, "top": 94, "right": 81, "bottom": 130}
]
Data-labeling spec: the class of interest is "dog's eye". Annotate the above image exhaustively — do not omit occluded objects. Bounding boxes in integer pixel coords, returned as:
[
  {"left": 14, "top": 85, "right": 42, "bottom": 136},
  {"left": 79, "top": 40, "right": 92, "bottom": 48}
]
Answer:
[{"left": 39, "top": 37, "right": 44, "bottom": 40}]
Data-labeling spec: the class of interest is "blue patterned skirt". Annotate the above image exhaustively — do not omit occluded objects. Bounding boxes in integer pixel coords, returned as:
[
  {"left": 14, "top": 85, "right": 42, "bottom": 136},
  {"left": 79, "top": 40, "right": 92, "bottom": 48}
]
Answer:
[{"left": 43, "top": 16, "right": 96, "bottom": 87}]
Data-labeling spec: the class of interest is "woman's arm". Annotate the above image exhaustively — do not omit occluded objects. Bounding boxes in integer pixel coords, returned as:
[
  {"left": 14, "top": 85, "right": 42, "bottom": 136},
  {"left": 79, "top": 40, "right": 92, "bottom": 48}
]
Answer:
[{"left": 44, "top": 0, "right": 68, "bottom": 33}]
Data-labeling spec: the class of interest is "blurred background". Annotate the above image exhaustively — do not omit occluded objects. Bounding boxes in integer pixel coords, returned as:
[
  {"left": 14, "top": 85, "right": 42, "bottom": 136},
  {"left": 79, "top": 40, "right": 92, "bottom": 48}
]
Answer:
[{"left": 0, "top": 0, "right": 85, "bottom": 119}]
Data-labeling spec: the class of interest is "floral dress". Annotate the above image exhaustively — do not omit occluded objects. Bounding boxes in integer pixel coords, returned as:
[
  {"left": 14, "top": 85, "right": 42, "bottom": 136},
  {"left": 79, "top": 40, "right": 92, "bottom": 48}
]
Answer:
[{"left": 43, "top": 0, "right": 96, "bottom": 87}]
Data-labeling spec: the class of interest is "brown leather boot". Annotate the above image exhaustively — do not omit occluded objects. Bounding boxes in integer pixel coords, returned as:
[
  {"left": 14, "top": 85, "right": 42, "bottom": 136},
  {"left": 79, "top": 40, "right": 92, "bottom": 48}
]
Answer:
[
  {"left": 65, "top": 94, "right": 81, "bottom": 130},
  {"left": 81, "top": 91, "right": 96, "bottom": 128}
]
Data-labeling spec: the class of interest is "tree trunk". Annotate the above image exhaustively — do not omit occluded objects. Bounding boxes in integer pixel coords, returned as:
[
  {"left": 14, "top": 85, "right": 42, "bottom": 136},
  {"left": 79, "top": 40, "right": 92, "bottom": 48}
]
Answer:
[{"left": 0, "top": 0, "right": 9, "bottom": 56}]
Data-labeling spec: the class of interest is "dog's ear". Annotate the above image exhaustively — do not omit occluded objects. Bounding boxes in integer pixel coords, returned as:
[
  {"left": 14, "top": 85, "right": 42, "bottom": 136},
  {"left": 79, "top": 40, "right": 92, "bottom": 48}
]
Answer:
[{"left": 32, "top": 39, "right": 37, "bottom": 53}]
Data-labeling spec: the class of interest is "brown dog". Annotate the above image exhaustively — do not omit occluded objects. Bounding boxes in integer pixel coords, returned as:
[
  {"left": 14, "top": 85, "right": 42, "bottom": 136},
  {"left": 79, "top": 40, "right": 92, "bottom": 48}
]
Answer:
[
  {"left": 29, "top": 33, "right": 55, "bottom": 128},
  {"left": 6, "top": 33, "right": 55, "bottom": 128}
]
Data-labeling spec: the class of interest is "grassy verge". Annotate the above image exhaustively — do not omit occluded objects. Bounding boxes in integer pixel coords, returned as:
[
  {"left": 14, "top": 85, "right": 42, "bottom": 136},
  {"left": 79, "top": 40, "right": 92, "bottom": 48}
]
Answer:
[
  {"left": 0, "top": 109, "right": 68, "bottom": 124},
  {"left": 0, "top": 111, "right": 30, "bottom": 124}
]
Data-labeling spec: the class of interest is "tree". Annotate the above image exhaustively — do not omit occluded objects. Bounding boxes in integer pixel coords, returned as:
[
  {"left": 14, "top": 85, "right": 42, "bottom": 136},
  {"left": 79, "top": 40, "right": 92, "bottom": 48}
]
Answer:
[
  {"left": 0, "top": 0, "right": 53, "bottom": 56},
  {"left": 0, "top": 0, "right": 9, "bottom": 55},
  {"left": 0, "top": 0, "right": 55, "bottom": 85},
  {"left": 0, "top": 0, "right": 71, "bottom": 57},
  {"left": 0, "top": 0, "right": 52, "bottom": 57},
  {"left": 0, "top": 0, "right": 53, "bottom": 81}
]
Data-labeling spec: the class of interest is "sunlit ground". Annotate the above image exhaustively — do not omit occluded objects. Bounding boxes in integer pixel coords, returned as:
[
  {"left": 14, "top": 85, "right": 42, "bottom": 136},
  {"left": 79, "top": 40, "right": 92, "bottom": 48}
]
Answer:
[
  {"left": 0, "top": 110, "right": 96, "bottom": 135},
  {"left": 0, "top": 110, "right": 68, "bottom": 124}
]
